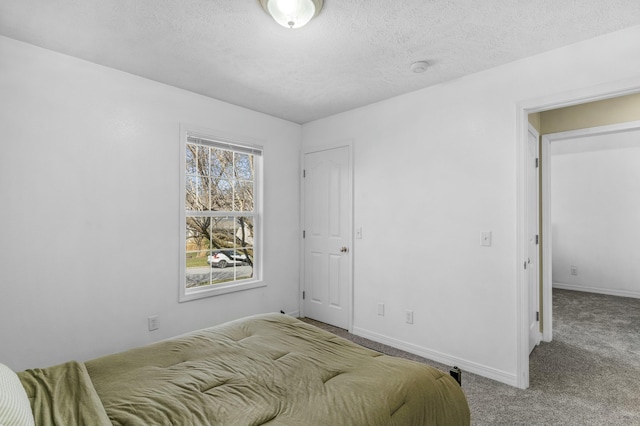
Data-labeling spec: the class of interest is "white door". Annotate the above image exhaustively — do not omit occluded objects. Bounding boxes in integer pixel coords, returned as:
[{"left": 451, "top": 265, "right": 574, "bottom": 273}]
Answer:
[
  {"left": 527, "top": 126, "right": 541, "bottom": 353},
  {"left": 303, "top": 146, "right": 351, "bottom": 329}
]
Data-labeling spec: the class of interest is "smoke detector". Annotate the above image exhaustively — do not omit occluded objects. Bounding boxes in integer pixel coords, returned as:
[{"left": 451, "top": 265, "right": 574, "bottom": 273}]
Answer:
[{"left": 410, "top": 61, "right": 430, "bottom": 73}]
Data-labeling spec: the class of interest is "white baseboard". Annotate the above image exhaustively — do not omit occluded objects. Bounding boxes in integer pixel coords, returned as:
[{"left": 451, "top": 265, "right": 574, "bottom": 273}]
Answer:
[
  {"left": 352, "top": 326, "right": 518, "bottom": 387},
  {"left": 286, "top": 310, "right": 300, "bottom": 318},
  {"left": 553, "top": 282, "right": 640, "bottom": 299}
]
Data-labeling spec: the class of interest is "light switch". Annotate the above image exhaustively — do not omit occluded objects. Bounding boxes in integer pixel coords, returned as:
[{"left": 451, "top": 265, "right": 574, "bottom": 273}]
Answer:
[
  {"left": 481, "top": 231, "right": 492, "bottom": 247},
  {"left": 356, "top": 227, "right": 363, "bottom": 239}
]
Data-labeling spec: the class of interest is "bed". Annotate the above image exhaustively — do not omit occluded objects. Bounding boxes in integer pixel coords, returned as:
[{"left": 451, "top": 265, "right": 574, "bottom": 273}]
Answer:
[{"left": 6, "top": 313, "right": 470, "bottom": 425}]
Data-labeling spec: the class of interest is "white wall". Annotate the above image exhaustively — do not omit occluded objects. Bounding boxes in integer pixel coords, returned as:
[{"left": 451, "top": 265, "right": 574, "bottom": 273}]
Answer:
[
  {"left": 302, "top": 25, "right": 640, "bottom": 385},
  {"left": 551, "top": 131, "right": 640, "bottom": 298},
  {"left": 0, "top": 36, "right": 301, "bottom": 371}
]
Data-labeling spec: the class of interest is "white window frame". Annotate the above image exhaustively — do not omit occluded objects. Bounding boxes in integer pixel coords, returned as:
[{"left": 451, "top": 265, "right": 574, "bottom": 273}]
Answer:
[{"left": 179, "top": 125, "right": 264, "bottom": 302}]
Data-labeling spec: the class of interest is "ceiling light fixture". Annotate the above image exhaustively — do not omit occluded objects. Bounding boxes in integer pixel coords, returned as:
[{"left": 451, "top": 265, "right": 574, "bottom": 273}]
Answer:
[{"left": 259, "top": 0, "right": 324, "bottom": 29}]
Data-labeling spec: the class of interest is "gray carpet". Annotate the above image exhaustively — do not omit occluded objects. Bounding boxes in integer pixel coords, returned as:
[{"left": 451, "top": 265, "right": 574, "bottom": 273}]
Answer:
[{"left": 301, "top": 289, "right": 640, "bottom": 425}]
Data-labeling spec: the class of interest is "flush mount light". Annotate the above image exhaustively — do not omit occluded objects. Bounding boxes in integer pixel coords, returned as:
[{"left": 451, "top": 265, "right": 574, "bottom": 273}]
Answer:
[{"left": 259, "top": 0, "right": 324, "bottom": 29}]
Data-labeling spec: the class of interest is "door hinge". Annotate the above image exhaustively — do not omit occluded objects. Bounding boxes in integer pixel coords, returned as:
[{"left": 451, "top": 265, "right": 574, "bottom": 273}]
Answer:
[
  {"left": 303, "top": 230, "right": 306, "bottom": 239},
  {"left": 524, "top": 261, "right": 527, "bottom": 270},
  {"left": 535, "top": 158, "right": 539, "bottom": 168},
  {"left": 303, "top": 169, "right": 306, "bottom": 178},
  {"left": 535, "top": 234, "right": 539, "bottom": 244},
  {"left": 302, "top": 291, "right": 305, "bottom": 300},
  {"left": 536, "top": 311, "right": 540, "bottom": 321}
]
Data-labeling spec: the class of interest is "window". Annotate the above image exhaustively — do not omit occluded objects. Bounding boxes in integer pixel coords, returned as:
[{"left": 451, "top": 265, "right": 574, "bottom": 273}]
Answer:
[{"left": 180, "top": 127, "right": 263, "bottom": 301}]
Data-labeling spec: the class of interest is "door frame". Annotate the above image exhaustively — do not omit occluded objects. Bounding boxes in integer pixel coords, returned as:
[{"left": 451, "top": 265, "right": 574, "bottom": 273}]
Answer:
[
  {"left": 527, "top": 124, "right": 542, "bottom": 352},
  {"left": 300, "top": 140, "right": 354, "bottom": 332},
  {"left": 516, "top": 77, "right": 640, "bottom": 389}
]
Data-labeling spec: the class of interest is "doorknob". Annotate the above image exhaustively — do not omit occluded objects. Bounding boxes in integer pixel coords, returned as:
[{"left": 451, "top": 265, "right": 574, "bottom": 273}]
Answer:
[{"left": 340, "top": 246, "right": 348, "bottom": 253}]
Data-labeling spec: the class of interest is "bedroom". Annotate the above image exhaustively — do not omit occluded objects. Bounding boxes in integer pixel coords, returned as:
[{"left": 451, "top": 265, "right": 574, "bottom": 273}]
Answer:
[{"left": 1, "top": 0, "right": 640, "bottom": 402}]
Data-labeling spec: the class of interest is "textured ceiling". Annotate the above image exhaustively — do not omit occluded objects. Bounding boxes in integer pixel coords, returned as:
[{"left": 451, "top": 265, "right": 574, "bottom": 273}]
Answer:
[{"left": 1, "top": 0, "right": 639, "bottom": 123}]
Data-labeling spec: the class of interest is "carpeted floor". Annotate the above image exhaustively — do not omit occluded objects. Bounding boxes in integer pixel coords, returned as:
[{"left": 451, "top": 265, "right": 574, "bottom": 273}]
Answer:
[{"left": 301, "top": 289, "right": 640, "bottom": 425}]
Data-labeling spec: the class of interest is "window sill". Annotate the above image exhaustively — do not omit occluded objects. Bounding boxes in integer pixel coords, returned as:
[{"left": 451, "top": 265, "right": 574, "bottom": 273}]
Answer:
[{"left": 179, "top": 279, "right": 266, "bottom": 302}]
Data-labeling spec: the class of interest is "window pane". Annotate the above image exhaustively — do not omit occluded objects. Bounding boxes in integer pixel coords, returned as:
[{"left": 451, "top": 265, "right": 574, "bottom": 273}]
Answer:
[
  {"left": 236, "top": 247, "right": 254, "bottom": 267},
  {"left": 186, "top": 217, "right": 211, "bottom": 251},
  {"left": 186, "top": 144, "right": 209, "bottom": 211},
  {"left": 234, "top": 152, "right": 254, "bottom": 180},
  {"left": 236, "top": 217, "right": 254, "bottom": 248},
  {"left": 186, "top": 144, "right": 197, "bottom": 175},
  {"left": 186, "top": 251, "right": 210, "bottom": 288},
  {"left": 186, "top": 175, "right": 197, "bottom": 210},
  {"left": 210, "top": 217, "right": 235, "bottom": 248},
  {"left": 186, "top": 176, "right": 211, "bottom": 211},
  {"left": 200, "top": 177, "right": 211, "bottom": 211},
  {"left": 210, "top": 179, "right": 233, "bottom": 211},
  {"left": 230, "top": 262, "right": 254, "bottom": 281},
  {"left": 211, "top": 149, "right": 233, "bottom": 179},
  {"left": 196, "top": 146, "right": 210, "bottom": 176},
  {"left": 234, "top": 180, "right": 254, "bottom": 212}
]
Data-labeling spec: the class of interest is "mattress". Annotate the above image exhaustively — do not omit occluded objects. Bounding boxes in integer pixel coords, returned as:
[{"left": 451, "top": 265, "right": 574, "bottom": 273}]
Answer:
[{"left": 19, "top": 313, "right": 470, "bottom": 425}]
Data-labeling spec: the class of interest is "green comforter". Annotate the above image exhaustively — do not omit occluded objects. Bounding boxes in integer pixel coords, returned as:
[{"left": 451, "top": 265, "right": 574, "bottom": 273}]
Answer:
[{"left": 19, "top": 313, "right": 470, "bottom": 425}]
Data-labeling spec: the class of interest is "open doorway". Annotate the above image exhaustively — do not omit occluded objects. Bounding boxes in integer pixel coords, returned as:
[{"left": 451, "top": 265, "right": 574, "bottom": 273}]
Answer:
[
  {"left": 536, "top": 97, "right": 640, "bottom": 343},
  {"left": 539, "top": 120, "right": 640, "bottom": 337},
  {"left": 517, "top": 88, "right": 640, "bottom": 389},
  {"left": 544, "top": 123, "right": 640, "bottom": 296}
]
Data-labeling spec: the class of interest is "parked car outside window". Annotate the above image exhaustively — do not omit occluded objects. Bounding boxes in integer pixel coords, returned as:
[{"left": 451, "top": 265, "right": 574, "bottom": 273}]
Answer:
[{"left": 207, "top": 250, "right": 248, "bottom": 268}]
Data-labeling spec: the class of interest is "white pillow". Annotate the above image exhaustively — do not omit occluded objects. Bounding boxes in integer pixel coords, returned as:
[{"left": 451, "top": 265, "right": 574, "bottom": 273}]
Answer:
[{"left": 0, "top": 363, "right": 35, "bottom": 426}]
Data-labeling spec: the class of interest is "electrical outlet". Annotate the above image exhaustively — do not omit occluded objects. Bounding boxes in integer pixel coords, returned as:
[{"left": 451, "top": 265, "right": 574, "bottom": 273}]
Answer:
[
  {"left": 571, "top": 265, "right": 577, "bottom": 276},
  {"left": 378, "top": 303, "right": 385, "bottom": 316},
  {"left": 405, "top": 310, "right": 414, "bottom": 324},
  {"left": 148, "top": 315, "right": 159, "bottom": 331}
]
